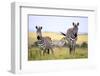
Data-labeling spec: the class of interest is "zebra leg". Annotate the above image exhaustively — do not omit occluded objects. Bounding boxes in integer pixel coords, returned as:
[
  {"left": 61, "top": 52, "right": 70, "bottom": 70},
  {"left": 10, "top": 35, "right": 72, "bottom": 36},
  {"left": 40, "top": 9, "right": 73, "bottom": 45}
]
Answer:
[
  {"left": 69, "top": 47, "right": 72, "bottom": 54},
  {"left": 39, "top": 50, "right": 41, "bottom": 56},
  {"left": 73, "top": 45, "right": 75, "bottom": 54},
  {"left": 50, "top": 48, "right": 54, "bottom": 55},
  {"left": 73, "top": 42, "right": 76, "bottom": 55},
  {"left": 43, "top": 49, "right": 46, "bottom": 56},
  {"left": 47, "top": 49, "right": 50, "bottom": 54},
  {"left": 69, "top": 45, "right": 73, "bottom": 54}
]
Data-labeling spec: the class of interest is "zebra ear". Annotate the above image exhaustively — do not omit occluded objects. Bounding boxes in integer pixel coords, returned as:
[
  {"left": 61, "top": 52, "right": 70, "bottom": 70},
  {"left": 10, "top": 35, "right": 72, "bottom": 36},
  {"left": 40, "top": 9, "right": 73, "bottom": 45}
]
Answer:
[
  {"left": 40, "top": 26, "right": 42, "bottom": 29},
  {"left": 36, "top": 26, "right": 38, "bottom": 29},
  {"left": 72, "top": 22, "right": 75, "bottom": 26},
  {"left": 77, "top": 22, "right": 79, "bottom": 26}
]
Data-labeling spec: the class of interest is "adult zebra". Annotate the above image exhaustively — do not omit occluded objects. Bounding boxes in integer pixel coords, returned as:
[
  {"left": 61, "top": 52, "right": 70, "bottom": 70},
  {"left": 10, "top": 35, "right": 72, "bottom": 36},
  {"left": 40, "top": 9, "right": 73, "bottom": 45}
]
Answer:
[
  {"left": 35, "top": 26, "right": 54, "bottom": 55},
  {"left": 61, "top": 22, "right": 79, "bottom": 54}
]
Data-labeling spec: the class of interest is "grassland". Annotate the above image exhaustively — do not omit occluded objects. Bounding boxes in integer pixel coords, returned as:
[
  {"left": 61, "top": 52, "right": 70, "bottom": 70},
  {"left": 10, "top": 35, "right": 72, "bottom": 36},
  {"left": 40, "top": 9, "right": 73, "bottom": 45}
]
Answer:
[{"left": 28, "top": 32, "right": 88, "bottom": 60}]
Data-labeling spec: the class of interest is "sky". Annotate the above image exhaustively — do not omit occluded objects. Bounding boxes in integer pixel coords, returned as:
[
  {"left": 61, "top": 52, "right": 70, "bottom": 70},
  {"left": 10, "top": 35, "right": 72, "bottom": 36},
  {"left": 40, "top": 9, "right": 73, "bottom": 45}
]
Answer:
[{"left": 28, "top": 15, "right": 88, "bottom": 34}]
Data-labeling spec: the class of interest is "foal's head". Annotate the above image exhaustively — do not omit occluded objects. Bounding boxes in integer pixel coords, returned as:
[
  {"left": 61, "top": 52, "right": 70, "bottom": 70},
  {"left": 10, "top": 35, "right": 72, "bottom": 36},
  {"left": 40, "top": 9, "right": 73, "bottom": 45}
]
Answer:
[{"left": 35, "top": 26, "right": 42, "bottom": 40}]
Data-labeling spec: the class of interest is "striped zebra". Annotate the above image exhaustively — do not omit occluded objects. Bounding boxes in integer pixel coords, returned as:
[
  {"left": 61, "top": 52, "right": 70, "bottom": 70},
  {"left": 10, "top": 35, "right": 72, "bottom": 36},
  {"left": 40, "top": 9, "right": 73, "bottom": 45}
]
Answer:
[
  {"left": 61, "top": 22, "right": 79, "bottom": 54},
  {"left": 35, "top": 26, "right": 54, "bottom": 55}
]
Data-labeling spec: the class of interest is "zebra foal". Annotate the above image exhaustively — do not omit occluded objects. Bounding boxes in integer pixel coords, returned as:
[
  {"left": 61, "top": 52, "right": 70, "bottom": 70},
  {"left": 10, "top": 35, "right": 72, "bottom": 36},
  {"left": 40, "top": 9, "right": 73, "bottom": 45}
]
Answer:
[{"left": 35, "top": 26, "right": 54, "bottom": 55}]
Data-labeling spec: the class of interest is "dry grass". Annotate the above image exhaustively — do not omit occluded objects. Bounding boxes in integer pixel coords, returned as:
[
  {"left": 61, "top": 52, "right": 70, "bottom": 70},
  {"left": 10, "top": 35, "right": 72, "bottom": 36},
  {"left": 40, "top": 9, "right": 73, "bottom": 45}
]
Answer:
[
  {"left": 28, "top": 32, "right": 88, "bottom": 45},
  {"left": 28, "top": 32, "right": 88, "bottom": 60}
]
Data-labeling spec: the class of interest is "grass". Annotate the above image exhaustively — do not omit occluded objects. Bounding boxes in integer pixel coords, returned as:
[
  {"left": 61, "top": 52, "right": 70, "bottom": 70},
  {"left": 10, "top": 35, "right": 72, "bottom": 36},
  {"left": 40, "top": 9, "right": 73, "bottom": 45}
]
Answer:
[
  {"left": 28, "top": 47, "right": 88, "bottom": 60},
  {"left": 28, "top": 32, "right": 88, "bottom": 60}
]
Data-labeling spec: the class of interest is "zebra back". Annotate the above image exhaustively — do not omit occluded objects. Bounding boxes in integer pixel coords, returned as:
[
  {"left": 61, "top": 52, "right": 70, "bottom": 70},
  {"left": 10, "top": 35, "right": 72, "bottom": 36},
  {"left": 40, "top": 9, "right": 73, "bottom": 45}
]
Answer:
[{"left": 37, "top": 37, "right": 53, "bottom": 50}]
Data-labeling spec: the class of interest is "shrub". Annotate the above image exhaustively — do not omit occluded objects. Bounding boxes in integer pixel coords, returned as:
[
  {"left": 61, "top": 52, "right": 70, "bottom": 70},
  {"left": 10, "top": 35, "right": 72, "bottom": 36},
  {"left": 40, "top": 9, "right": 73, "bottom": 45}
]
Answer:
[
  {"left": 76, "top": 44, "right": 80, "bottom": 48},
  {"left": 81, "top": 42, "right": 88, "bottom": 48}
]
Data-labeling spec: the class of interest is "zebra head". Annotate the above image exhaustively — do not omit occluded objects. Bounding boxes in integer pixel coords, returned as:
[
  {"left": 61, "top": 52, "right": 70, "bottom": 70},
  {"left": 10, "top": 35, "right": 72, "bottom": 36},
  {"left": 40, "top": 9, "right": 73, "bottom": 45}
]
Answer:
[
  {"left": 72, "top": 22, "right": 79, "bottom": 38},
  {"left": 36, "top": 26, "right": 42, "bottom": 40}
]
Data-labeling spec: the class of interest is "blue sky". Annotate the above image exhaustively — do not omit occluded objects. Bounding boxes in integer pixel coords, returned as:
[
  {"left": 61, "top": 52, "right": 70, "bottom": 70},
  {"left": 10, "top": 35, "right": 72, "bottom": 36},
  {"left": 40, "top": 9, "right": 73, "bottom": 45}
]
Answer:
[{"left": 28, "top": 15, "right": 88, "bottom": 34}]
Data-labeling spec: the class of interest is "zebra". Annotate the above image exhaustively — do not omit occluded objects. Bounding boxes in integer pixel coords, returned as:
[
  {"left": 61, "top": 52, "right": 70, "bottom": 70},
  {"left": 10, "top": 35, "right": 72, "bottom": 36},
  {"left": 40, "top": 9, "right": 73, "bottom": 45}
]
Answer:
[
  {"left": 35, "top": 26, "right": 54, "bottom": 55},
  {"left": 52, "top": 37, "right": 66, "bottom": 47},
  {"left": 61, "top": 22, "right": 79, "bottom": 54}
]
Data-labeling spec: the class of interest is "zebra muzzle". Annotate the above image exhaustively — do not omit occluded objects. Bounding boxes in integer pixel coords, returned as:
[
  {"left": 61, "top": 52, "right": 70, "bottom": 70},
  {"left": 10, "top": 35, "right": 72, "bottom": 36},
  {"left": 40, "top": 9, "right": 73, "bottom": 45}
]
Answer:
[{"left": 37, "top": 36, "right": 41, "bottom": 40}]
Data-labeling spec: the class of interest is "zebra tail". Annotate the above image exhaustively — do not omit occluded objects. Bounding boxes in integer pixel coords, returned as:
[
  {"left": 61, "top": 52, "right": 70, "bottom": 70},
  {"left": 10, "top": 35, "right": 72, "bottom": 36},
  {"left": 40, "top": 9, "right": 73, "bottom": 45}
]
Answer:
[{"left": 60, "top": 32, "right": 66, "bottom": 36}]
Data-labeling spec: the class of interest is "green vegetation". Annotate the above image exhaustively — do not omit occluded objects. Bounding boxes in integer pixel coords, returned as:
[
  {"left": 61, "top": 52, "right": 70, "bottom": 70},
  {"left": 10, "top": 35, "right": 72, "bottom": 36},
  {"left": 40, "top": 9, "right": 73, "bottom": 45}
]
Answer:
[{"left": 28, "top": 32, "right": 88, "bottom": 60}]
